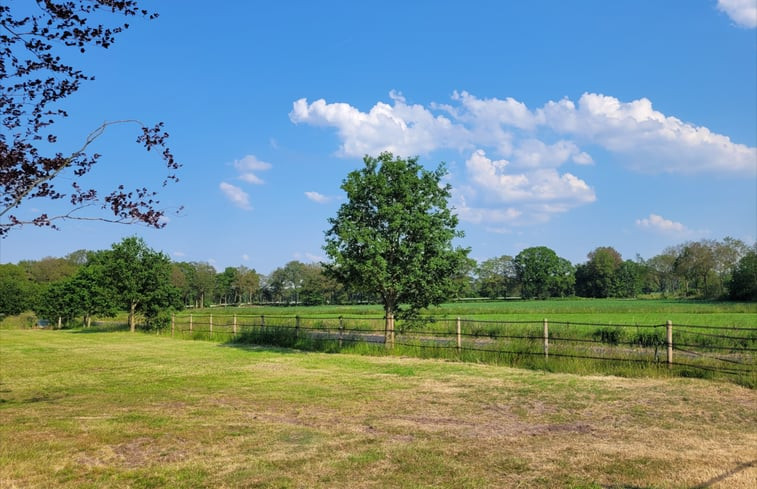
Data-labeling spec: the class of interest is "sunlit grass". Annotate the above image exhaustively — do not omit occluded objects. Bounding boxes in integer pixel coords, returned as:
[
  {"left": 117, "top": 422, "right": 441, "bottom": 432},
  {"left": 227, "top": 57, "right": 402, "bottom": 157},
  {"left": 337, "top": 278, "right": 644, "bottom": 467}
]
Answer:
[
  {"left": 2, "top": 329, "right": 755, "bottom": 488},
  {"left": 181, "top": 298, "right": 757, "bottom": 327}
]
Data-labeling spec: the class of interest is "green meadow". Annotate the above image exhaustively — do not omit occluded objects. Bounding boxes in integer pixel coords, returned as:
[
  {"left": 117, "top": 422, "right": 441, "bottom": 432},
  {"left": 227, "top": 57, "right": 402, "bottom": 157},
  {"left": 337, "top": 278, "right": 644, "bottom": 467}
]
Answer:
[
  {"left": 177, "top": 298, "right": 757, "bottom": 327},
  {"left": 1, "top": 328, "right": 756, "bottom": 488}
]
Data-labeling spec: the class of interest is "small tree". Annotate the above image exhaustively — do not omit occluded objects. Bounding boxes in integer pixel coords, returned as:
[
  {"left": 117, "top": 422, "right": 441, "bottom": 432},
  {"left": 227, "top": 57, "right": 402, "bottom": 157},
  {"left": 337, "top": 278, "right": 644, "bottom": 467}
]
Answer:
[{"left": 324, "top": 153, "right": 470, "bottom": 338}]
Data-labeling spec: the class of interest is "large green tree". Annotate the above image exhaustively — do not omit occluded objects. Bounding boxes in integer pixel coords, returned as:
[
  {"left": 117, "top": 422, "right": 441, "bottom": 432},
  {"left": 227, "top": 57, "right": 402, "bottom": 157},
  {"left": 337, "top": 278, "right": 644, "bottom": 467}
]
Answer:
[
  {"left": 324, "top": 153, "right": 470, "bottom": 335},
  {"left": 513, "top": 246, "right": 574, "bottom": 299},
  {"left": 96, "top": 237, "right": 181, "bottom": 331},
  {"left": 575, "top": 246, "right": 623, "bottom": 298}
]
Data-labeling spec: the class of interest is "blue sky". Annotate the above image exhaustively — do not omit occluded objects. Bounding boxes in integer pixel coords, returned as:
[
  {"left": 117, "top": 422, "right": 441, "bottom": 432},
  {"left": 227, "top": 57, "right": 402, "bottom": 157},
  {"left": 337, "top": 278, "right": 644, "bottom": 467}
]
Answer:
[{"left": 2, "top": 0, "right": 756, "bottom": 274}]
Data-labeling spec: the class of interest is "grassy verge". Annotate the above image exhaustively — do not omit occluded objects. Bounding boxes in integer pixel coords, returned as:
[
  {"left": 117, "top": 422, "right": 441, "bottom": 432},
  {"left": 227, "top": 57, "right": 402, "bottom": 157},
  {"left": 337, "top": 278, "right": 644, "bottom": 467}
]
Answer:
[{"left": 1, "top": 329, "right": 756, "bottom": 488}]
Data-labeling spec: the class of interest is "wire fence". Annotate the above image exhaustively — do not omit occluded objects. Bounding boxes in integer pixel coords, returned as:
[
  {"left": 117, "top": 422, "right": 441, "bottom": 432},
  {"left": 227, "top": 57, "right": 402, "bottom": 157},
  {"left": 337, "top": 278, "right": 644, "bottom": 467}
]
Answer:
[{"left": 166, "top": 313, "right": 756, "bottom": 384}]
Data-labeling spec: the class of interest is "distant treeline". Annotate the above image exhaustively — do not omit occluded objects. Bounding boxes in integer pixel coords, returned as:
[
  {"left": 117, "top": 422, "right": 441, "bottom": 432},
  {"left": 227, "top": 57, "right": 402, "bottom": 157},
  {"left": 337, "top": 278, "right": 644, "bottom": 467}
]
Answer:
[{"left": 1, "top": 237, "right": 755, "bottom": 327}]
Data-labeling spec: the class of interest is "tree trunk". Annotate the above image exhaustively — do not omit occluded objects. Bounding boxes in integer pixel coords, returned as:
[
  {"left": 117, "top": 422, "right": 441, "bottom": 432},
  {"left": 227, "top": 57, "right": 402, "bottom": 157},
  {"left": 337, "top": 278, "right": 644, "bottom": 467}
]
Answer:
[
  {"left": 129, "top": 302, "right": 136, "bottom": 332},
  {"left": 384, "top": 297, "right": 396, "bottom": 348},
  {"left": 385, "top": 312, "right": 395, "bottom": 348}
]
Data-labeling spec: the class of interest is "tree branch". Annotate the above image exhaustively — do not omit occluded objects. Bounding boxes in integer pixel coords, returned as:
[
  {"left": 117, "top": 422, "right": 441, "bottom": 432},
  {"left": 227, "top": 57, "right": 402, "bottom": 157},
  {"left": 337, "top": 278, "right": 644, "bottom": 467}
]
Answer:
[{"left": 0, "top": 119, "right": 143, "bottom": 220}]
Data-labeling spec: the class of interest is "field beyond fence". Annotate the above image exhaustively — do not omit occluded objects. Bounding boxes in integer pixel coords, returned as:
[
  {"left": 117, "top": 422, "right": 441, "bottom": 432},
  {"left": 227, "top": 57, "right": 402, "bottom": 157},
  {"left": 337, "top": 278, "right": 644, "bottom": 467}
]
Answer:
[{"left": 168, "top": 313, "right": 757, "bottom": 387}]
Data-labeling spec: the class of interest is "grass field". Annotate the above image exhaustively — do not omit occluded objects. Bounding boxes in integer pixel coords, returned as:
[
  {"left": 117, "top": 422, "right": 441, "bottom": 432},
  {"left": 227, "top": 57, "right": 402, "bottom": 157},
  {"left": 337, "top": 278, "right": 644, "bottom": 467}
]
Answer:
[
  {"left": 175, "top": 298, "right": 757, "bottom": 327},
  {"left": 1, "top": 329, "right": 755, "bottom": 488}
]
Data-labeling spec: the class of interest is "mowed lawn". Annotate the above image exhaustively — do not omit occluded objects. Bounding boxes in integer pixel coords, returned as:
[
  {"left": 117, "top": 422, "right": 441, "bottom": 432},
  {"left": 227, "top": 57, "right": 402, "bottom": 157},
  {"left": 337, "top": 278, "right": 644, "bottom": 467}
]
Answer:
[{"left": 1, "top": 330, "right": 755, "bottom": 489}]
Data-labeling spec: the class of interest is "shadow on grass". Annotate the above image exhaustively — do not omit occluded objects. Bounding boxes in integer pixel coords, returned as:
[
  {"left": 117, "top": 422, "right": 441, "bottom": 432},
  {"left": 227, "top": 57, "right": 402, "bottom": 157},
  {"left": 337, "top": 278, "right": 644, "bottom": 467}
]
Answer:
[
  {"left": 219, "top": 340, "right": 305, "bottom": 355},
  {"left": 586, "top": 459, "right": 757, "bottom": 489},
  {"left": 690, "top": 459, "right": 756, "bottom": 488},
  {"left": 71, "top": 322, "right": 129, "bottom": 333},
  {"left": 218, "top": 327, "right": 343, "bottom": 355}
]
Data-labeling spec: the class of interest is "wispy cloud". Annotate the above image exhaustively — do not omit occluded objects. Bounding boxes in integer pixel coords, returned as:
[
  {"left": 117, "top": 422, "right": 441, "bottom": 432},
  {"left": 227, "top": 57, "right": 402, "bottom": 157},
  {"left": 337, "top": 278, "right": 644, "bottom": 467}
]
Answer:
[
  {"left": 305, "top": 191, "right": 331, "bottom": 204},
  {"left": 294, "top": 251, "right": 325, "bottom": 263},
  {"left": 219, "top": 155, "right": 273, "bottom": 210},
  {"left": 233, "top": 155, "right": 272, "bottom": 184},
  {"left": 635, "top": 213, "right": 688, "bottom": 235},
  {"left": 219, "top": 182, "right": 252, "bottom": 210},
  {"left": 717, "top": 0, "right": 757, "bottom": 28}
]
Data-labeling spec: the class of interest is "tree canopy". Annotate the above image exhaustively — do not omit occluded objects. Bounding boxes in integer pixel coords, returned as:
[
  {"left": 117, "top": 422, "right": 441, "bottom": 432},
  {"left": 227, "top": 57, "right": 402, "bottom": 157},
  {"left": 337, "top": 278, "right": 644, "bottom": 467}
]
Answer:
[
  {"left": 514, "top": 247, "right": 575, "bottom": 299},
  {"left": 94, "top": 236, "right": 181, "bottom": 331},
  {"left": 324, "top": 153, "right": 470, "bottom": 327},
  {"left": 0, "top": 1, "right": 179, "bottom": 235},
  {"left": 728, "top": 249, "right": 757, "bottom": 301}
]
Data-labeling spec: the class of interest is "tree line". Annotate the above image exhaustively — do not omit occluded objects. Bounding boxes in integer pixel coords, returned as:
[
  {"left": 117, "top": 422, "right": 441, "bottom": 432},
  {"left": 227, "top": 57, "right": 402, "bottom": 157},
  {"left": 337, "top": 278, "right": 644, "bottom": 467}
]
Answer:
[
  {"left": 472, "top": 238, "right": 756, "bottom": 301},
  {"left": 2, "top": 235, "right": 754, "bottom": 329}
]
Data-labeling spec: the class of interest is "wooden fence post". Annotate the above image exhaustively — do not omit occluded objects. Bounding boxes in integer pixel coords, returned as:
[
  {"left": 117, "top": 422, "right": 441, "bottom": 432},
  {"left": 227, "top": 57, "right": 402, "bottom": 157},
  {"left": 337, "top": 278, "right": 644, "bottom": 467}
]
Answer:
[
  {"left": 543, "top": 318, "right": 549, "bottom": 361},
  {"left": 666, "top": 320, "right": 673, "bottom": 369},
  {"left": 233, "top": 314, "right": 237, "bottom": 337},
  {"left": 57, "top": 316, "right": 62, "bottom": 329},
  {"left": 171, "top": 314, "right": 175, "bottom": 337},
  {"left": 338, "top": 316, "right": 344, "bottom": 348},
  {"left": 456, "top": 317, "right": 462, "bottom": 354}
]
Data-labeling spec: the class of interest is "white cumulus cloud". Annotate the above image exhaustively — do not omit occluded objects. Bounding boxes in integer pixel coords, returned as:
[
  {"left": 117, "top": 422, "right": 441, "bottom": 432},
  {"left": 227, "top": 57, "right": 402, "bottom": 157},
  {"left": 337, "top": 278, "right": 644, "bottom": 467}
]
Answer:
[
  {"left": 291, "top": 91, "right": 468, "bottom": 157},
  {"left": 511, "top": 139, "right": 593, "bottom": 169},
  {"left": 538, "top": 93, "right": 757, "bottom": 174},
  {"left": 466, "top": 150, "right": 596, "bottom": 206},
  {"left": 291, "top": 91, "right": 755, "bottom": 175},
  {"left": 717, "top": 0, "right": 757, "bottom": 28},
  {"left": 459, "top": 150, "right": 596, "bottom": 225},
  {"left": 635, "top": 213, "right": 688, "bottom": 234},
  {"left": 219, "top": 182, "right": 251, "bottom": 210},
  {"left": 291, "top": 90, "right": 755, "bottom": 228}
]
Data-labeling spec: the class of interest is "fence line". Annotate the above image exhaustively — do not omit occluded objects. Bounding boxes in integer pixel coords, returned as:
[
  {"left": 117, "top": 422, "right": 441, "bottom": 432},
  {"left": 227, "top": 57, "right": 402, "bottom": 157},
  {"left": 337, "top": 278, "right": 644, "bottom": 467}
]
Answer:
[{"left": 167, "top": 314, "right": 756, "bottom": 381}]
